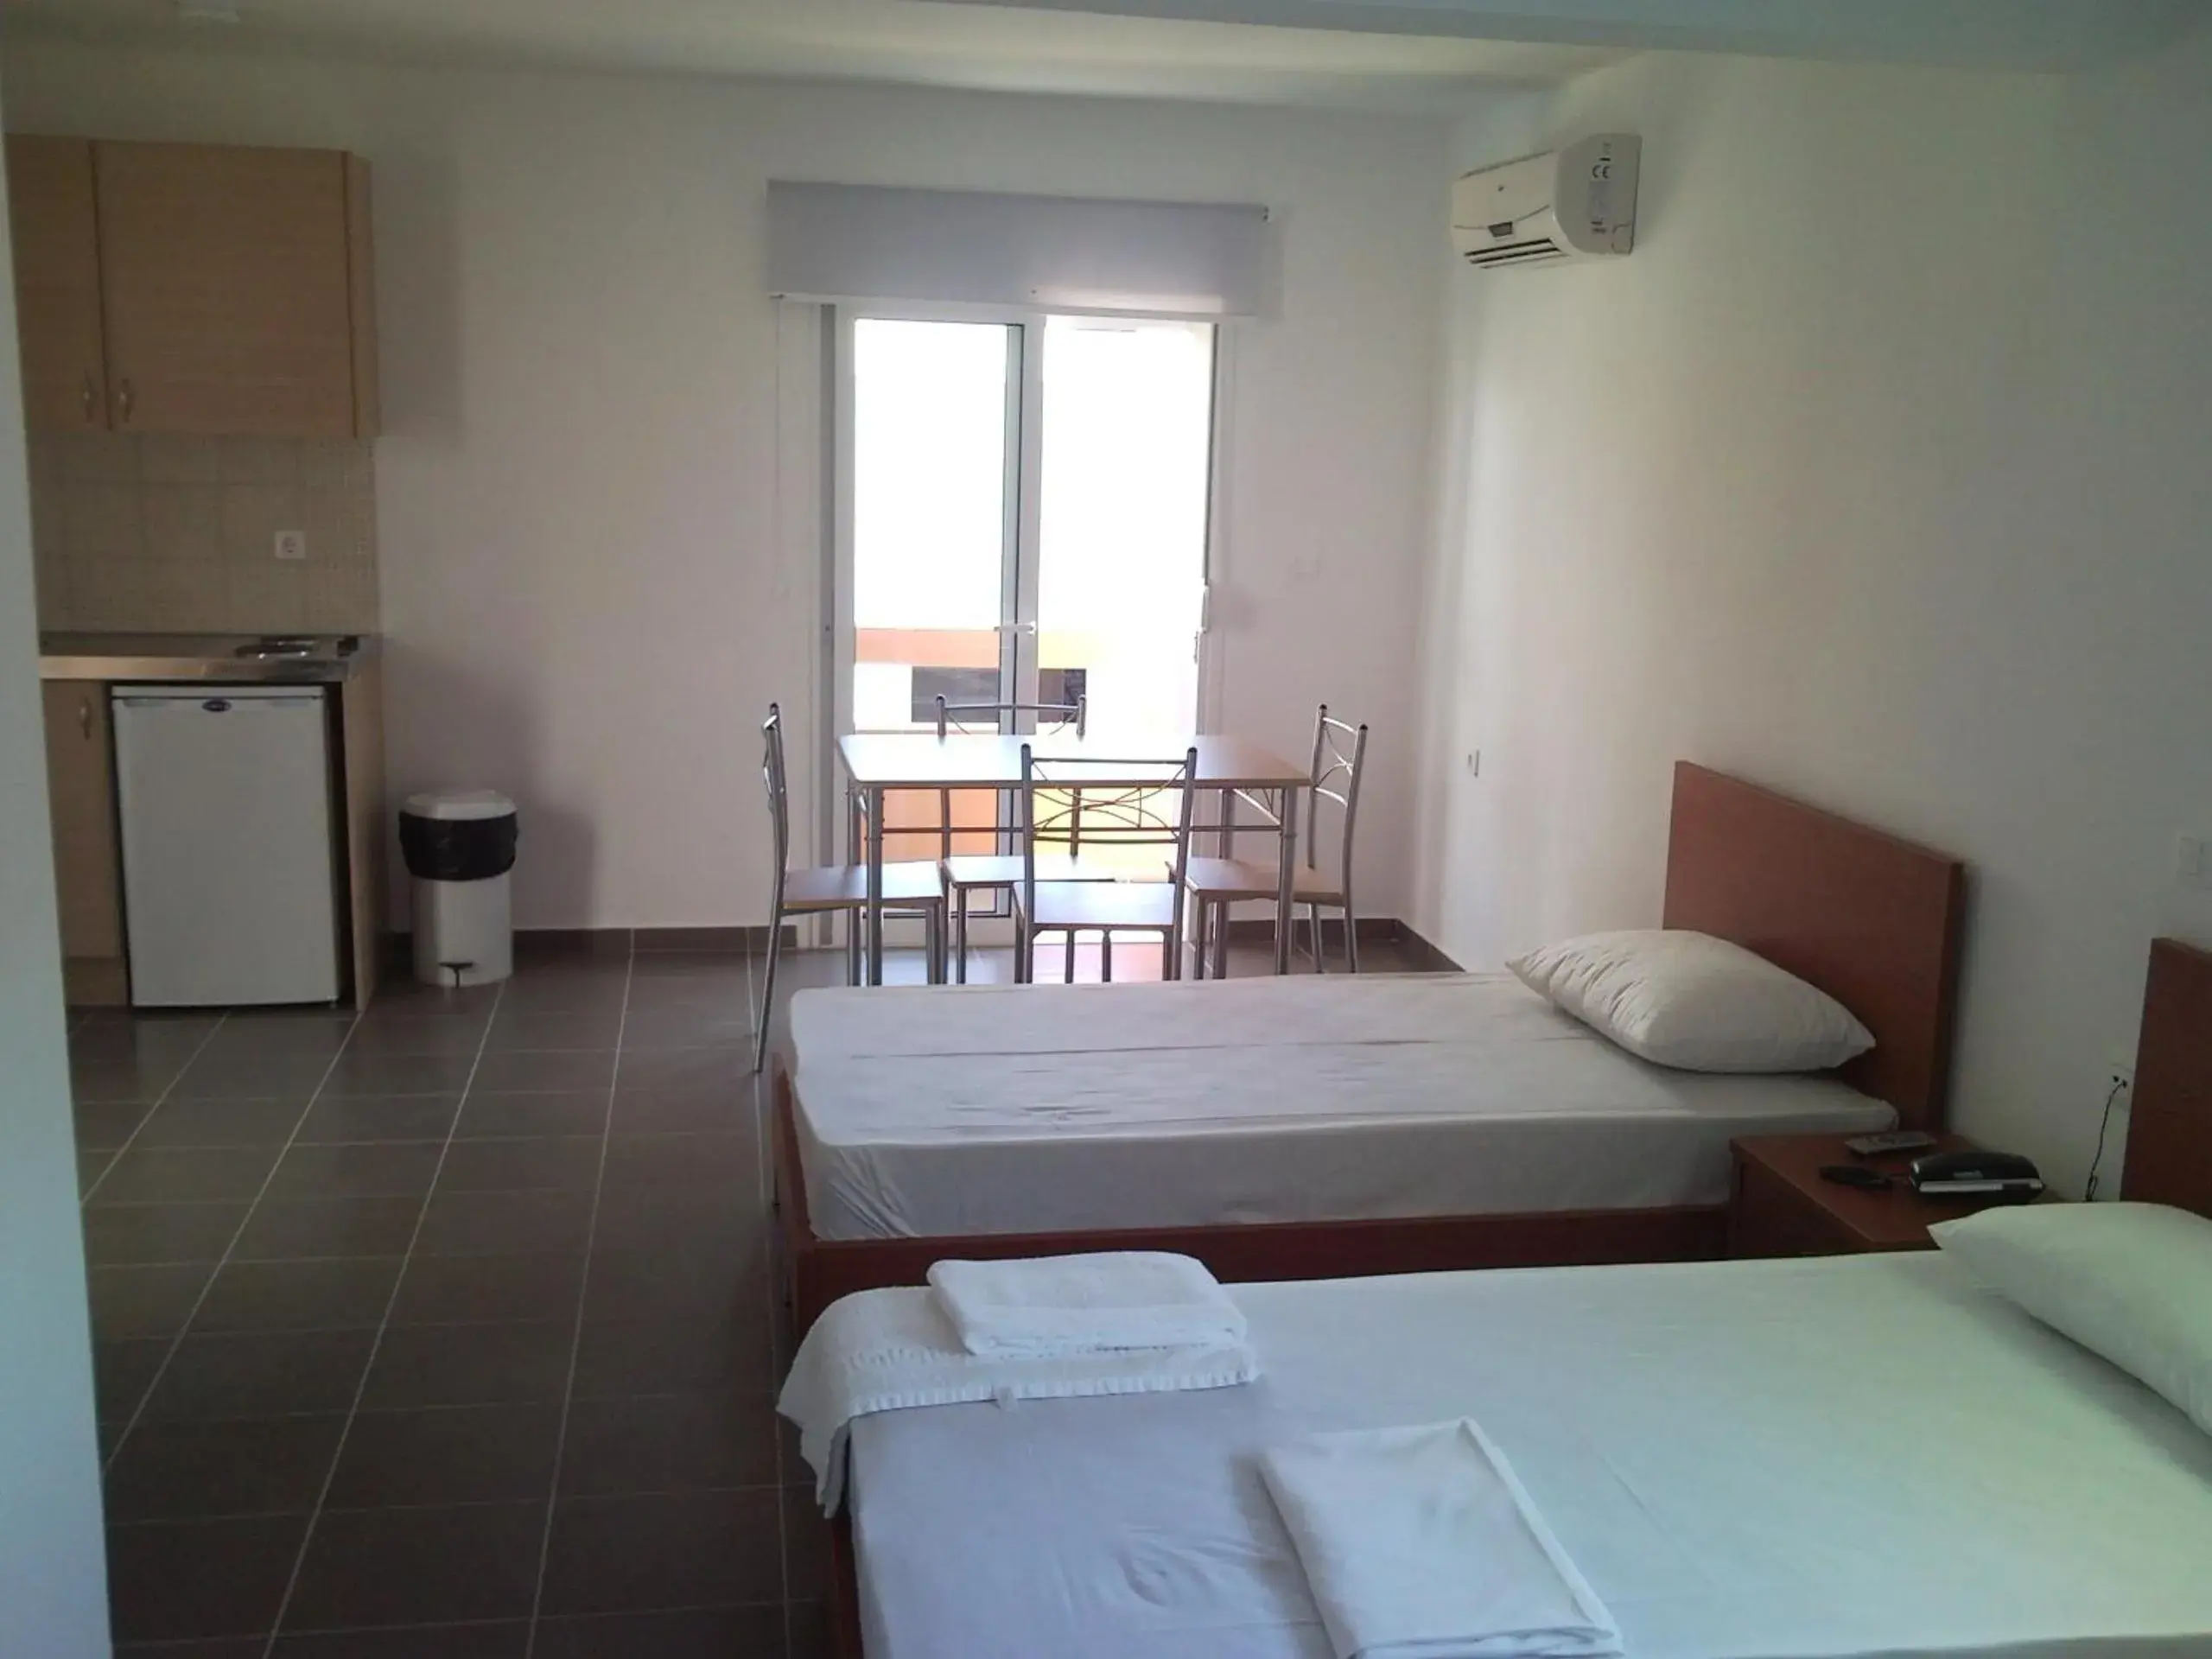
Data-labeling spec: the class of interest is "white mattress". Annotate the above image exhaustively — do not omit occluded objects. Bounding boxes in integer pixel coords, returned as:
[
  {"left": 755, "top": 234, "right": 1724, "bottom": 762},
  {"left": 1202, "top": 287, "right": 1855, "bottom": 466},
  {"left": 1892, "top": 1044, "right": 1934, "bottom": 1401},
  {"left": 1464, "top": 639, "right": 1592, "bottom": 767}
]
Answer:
[
  {"left": 788, "top": 976, "right": 1895, "bottom": 1239},
  {"left": 850, "top": 1252, "right": 2212, "bottom": 1659}
]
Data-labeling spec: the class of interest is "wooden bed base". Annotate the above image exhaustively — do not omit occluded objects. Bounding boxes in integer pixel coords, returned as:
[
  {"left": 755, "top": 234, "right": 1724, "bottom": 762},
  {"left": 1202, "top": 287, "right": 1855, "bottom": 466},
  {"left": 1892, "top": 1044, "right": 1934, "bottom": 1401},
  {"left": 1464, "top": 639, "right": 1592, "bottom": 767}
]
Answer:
[
  {"left": 830, "top": 1510, "right": 865, "bottom": 1659},
  {"left": 775, "top": 1071, "right": 1726, "bottom": 1332}
]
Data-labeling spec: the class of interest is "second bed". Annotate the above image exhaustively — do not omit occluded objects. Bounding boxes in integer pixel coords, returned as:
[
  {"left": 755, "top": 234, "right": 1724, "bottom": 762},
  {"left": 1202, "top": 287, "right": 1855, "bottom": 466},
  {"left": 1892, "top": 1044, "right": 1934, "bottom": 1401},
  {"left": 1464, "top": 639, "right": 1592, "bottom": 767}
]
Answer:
[{"left": 777, "top": 763, "right": 1967, "bottom": 1327}]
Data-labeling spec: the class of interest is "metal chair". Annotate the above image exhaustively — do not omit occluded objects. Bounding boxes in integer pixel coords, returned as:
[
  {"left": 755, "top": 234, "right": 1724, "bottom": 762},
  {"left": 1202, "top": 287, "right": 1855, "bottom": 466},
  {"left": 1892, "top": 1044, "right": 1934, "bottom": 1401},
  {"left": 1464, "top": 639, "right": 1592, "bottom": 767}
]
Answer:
[
  {"left": 754, "top": 704, "right": 946, "bottom": 1074},
  {"left": 931, "top": 695, "right": 1116, "bottom": 982},
  {"left": 1183, "top": 706, "right": 1367, "bottom": 978},
  {"left": 1014, "top": 744, "right": 1198, "bottom": 984},
  {"left": 934, "top": 695, "right": 1085, "bottom": 740}
]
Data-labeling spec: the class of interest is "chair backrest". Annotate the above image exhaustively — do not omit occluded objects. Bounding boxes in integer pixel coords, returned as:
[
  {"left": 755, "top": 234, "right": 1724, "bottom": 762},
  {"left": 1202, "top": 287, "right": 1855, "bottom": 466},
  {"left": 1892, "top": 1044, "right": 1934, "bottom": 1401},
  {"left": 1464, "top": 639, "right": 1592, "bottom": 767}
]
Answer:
[
  {"left": 1305, "top": 704, "right": 1369, "bottom": 900},
  {"left": 760, "top": 702, "right": 792, "bottom": 887},
  {"left": 1019, "top": 745, "right": 1199, "bottom": 910},
  {"left": 935, "top": 696, "right": 1087, "bottom": 738},
  {"left": 934, "top": 696, "right": 1086, "bottom": 860}
]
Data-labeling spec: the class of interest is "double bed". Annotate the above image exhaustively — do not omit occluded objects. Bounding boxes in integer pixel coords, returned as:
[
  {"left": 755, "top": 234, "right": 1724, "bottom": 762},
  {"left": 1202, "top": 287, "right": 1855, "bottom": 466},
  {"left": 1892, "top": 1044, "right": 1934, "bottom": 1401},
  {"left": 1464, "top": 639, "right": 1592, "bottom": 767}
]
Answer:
[
  {"left": 852, "top": 1255, "right": 2212, "bottom": 1658},
  {"left": 776, "top": 763, "right": 1967, "bottom": 1328},
  {"left": 828, "top": 936, "right": 2212, "bottom": 1659}
]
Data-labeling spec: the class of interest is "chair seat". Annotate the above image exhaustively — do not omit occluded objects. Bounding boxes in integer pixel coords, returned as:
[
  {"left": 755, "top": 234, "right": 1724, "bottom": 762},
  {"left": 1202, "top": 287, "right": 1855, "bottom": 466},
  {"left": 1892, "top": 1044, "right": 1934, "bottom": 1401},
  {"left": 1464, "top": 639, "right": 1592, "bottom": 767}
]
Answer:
[
  {"left": 1182, "top": 856, "right": 1344, "bottom": 905},
  {"left": 782, "top": 861, "right": 944, "bottom": 911},
  {"left": 1017, "top": 881, "right": 1179, "bottom": 932},
  {"left": 941, "top": 853, "right": 1113, "bottom": 890}
]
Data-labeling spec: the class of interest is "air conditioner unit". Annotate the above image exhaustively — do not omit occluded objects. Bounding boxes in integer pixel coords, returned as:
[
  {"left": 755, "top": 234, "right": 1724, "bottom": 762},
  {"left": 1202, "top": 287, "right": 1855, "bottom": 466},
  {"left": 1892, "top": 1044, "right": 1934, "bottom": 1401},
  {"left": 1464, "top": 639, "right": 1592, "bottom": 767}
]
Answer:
[{"left": 1452, "top": 134, "right": 1640, "bottom": 270}]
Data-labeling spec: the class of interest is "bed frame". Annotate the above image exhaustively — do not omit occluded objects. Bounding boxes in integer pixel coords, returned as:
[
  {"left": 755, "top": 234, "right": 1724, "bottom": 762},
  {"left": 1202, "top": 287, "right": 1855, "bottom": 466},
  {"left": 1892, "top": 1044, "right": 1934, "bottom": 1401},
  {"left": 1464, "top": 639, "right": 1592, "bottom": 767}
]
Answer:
[
  {"left": 774, "top": 761, "right": 1967, "bottom": 1333},
  {"left": 2126, "top": 936, "right": 2212, "bottom": 1219},
  {"left": 1662, "top": 763, "right": 1964, "bottom": 1131}
]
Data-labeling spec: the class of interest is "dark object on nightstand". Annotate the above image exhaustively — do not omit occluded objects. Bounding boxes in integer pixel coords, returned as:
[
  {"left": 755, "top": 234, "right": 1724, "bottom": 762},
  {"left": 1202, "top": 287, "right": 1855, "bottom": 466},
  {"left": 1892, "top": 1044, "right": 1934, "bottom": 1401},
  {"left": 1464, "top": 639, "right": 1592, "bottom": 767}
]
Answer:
[
  {"left": 1819, "top": 1163, "right": 1891, "bottom": 1191},
  {"left": 1845, "top": 1128, "right": 1939, "bottom": 1158},
  {"left": 1730, "top": 1133, "right": 2058, "bottom": 1259},
  {"left": 1909, "top": 1148, "right": 2044, "bottom": 1201}
]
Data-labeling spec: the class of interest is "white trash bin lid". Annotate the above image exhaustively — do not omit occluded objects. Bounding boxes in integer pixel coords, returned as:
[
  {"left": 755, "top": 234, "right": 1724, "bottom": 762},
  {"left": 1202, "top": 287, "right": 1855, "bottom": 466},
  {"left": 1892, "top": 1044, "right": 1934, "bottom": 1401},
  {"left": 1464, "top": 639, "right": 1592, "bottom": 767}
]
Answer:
[{"left": 404, "top": 787, "right": 516, "bottom": 822}]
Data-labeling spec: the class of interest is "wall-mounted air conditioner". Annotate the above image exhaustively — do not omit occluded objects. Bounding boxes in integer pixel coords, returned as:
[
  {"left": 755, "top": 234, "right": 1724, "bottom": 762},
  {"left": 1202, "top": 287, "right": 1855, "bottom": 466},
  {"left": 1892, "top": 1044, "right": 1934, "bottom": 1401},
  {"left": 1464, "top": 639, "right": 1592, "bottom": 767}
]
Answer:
[{"left": 1452, "top": 134, "right": 1640, "bottom": 270}]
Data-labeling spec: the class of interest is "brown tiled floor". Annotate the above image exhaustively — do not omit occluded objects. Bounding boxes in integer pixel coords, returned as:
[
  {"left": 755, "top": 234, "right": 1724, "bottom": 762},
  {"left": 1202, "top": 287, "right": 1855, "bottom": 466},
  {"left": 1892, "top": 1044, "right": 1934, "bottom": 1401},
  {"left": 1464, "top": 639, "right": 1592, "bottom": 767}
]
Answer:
[{"left": 73, "top": 931, "right": 1435, "bottom": 1656}]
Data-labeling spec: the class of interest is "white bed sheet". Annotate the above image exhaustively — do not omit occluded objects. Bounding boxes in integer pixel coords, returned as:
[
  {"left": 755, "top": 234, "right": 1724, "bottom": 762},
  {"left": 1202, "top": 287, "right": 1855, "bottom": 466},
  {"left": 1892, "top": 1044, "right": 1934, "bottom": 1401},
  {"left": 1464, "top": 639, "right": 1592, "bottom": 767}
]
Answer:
[
  {"left": 790, "top": 976, "right": 1894, "bottom": 1239},
  {"left": 850, "top": 1252, "right": 2212, "bottom": 1659},
  {"left": 791, "top": 974, "right": 1571, "bottom": 1058}
]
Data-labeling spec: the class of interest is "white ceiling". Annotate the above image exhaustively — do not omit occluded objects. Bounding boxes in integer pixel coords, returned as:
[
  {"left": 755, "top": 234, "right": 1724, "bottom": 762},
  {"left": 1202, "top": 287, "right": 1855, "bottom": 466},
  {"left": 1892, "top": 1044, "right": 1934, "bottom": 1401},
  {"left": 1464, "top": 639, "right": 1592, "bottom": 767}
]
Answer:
[
  {"left": 0, "top": 0, "right": 1619, "bottom": 112},
  {"left": 3, "top": 0, "right": 2190, "bottom": 111},
  {"left": 971, "top": 0, "right": 2204, "bottom": 72}
]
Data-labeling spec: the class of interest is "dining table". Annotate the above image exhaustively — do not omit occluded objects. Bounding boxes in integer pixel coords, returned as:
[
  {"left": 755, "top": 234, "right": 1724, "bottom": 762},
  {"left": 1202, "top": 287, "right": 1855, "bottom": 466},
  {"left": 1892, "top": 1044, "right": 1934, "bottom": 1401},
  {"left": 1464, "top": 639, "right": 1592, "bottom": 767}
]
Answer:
[{"left": 836, "top": 731, "right": 1312, "bottom": 985}]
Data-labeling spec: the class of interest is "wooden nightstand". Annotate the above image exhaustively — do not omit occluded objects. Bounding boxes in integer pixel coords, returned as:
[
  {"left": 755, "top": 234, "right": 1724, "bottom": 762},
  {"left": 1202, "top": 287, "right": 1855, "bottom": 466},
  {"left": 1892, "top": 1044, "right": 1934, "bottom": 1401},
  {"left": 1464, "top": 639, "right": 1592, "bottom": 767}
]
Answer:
[{"left": 1728, "top": 1134, "right": 2049, "bottom": 1259}]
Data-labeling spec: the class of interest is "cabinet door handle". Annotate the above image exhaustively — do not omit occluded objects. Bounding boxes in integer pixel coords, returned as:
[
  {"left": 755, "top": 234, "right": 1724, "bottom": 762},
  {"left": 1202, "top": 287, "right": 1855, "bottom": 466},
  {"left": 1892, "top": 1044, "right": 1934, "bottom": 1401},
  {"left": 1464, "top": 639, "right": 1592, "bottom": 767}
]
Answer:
[
  {"left": 81, "top": 372, "right": 99, "bottom": 423},
  {"left": 78, "top": 697, "right": 92, "bottom": 739},
  {"left": 115, "top": 379, "right": 134, "bottom": 423}
]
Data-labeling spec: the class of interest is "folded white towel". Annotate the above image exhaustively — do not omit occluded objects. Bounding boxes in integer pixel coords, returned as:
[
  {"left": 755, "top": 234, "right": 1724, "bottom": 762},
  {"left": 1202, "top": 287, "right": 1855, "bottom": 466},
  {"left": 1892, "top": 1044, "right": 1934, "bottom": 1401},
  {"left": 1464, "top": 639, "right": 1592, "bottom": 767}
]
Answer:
[
  {"left": 927, "top": 1250, "right": 1247, "bottom": 1357},
  {"left": 778, "top": 1286, "right": 1258, "bottom": 1514},
  {"left": 1261, "top": 1419, "right": 1623, "bottom": 1659}
]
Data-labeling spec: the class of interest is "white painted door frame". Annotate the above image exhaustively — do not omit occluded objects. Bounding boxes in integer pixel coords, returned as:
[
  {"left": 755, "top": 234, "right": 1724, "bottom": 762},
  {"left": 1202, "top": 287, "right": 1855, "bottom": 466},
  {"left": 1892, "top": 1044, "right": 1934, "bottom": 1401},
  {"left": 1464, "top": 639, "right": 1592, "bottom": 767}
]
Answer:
[{"left": 802, "top": 301, "right": 1230, "bottom": 953}]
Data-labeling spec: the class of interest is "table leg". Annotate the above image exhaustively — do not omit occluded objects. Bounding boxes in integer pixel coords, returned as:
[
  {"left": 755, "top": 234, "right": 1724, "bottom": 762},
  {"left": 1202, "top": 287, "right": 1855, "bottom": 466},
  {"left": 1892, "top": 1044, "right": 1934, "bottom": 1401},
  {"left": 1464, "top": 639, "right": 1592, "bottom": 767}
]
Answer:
[
  {"left": 1214, "top": 784, "right": 1239, "bottom": 979},
  {"left": 866, "top": 785, "right": 886, "bottom": 987},
  {"left": 1274, "top": 787, "right": 1297, "bottom": 976},
  {"left": 844, "top": 780, "right": 862, "bottom": 984}
]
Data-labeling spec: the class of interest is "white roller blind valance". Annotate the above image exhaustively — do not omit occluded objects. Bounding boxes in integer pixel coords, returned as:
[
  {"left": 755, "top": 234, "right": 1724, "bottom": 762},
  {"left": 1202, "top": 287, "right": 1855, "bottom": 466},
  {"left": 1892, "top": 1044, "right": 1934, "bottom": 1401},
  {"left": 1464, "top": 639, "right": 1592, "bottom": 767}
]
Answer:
[{"left": 765, "top": 181, "right": 1272, "bottom": 320}]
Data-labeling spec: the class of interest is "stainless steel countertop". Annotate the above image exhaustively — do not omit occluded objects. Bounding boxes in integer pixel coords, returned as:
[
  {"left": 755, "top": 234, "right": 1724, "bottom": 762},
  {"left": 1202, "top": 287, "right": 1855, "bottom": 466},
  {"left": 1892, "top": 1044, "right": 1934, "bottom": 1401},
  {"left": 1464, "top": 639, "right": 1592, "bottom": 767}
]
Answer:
[{"left": 40, "top": 632, "right": 377, "bottom": 684}]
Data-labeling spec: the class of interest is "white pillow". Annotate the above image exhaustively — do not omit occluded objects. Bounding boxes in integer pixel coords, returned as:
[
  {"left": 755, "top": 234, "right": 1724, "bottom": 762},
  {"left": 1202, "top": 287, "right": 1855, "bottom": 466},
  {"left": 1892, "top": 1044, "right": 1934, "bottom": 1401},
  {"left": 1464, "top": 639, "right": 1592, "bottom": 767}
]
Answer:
[
  {"left": 1931, "top": 1202, "right": 2212, "bottom": 1438},
  {"left": 1507, "top": 929, "right": 1874, "bottom": 1073}
]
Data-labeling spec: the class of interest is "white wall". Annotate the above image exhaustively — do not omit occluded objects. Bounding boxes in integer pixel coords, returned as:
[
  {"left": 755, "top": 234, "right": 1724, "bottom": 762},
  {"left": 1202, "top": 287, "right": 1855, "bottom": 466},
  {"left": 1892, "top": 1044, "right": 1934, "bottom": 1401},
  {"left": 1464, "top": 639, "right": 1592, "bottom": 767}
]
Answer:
[
  {"left": 0, "top": 74, "right": 114, "bottom": 1659},
  {"left": 3, "top": 41, "right": 1449, "bottom": 931},
  {"left": 1415, "top": 32, "right": 2212, "bottom": 1190}
]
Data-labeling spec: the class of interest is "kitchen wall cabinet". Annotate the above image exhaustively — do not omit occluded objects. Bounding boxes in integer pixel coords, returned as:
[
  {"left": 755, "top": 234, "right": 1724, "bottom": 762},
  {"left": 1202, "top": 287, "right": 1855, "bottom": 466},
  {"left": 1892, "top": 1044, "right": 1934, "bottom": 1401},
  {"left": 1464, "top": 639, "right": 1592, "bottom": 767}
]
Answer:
[
  {"left": 3, "top": 136, "right": 378, "bottom": 438},
  {"left": 41, "top": 680, "right": 126, "bottom": 1004},
  {"left": 4, "top": 137, "right": 107, "bottom": 432}
]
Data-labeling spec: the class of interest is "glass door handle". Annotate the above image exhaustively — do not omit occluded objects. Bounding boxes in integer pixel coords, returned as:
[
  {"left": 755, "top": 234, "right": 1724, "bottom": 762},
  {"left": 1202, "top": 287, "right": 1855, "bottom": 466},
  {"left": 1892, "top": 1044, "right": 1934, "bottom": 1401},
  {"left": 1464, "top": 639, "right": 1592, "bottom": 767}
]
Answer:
[{"left": 993, "top": 622, "right": 1038, "bottom": 635}]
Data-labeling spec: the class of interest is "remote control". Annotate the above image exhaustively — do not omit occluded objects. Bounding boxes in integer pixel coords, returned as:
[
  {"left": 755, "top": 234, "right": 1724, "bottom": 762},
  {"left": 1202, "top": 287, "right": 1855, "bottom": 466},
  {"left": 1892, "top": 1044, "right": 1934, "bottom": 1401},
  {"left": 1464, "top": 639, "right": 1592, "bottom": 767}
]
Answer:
[
  {"left": 1819, "top": 1164, "right": 1892, "bottom": 1191},
  {"left": 1845, "top": 1130, "right": 1939, "bottom": 1158}
]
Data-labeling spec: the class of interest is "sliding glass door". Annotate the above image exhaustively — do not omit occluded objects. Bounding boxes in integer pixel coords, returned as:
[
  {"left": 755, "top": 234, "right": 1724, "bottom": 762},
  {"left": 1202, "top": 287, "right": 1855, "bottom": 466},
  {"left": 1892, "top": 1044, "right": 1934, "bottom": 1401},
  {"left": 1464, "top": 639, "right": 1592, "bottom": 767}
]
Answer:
[
  {"left": 1036, "top": 315, "right": 1212, "bottom": 745},
  {"left": 846, "top": 316, "right": 1018, "bottom": 861},
  {"left": 835, "top": 308, "right": 1217, "bottom": 863}
]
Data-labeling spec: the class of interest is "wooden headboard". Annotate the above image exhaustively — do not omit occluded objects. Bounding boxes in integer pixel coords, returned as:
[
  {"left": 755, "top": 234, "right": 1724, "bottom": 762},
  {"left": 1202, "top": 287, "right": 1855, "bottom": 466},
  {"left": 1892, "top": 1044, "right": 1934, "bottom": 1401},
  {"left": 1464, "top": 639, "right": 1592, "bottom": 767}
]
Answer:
[
  {"left": 2122, "top": 938, "right": 2212, "bottom": 1217},
  {"left": 1662, "top": 762, "right": 1967, "bottom": 1132}
]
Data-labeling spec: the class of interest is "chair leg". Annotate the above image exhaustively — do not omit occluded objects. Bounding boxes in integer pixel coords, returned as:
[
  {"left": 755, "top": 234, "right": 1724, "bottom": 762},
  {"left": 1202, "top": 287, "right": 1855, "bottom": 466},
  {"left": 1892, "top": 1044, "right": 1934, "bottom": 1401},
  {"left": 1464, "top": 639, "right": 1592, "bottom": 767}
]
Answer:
[
  {"left": 1212, "top": 904, "right": 1230, "bottom": 981},
  {"left": 1344, "top": 905, "right": 1360, "bottom": 975},
  {"left": 753, "top": 907, "right": 783, "bottom": 1076},
  {"left": 1309, "top": 902, "right": 1326, "bottom": 973},
  {"left": 954, "top": 889, "right": 969, "bottom": 985},
  {"left": 927, "top": 906, "right": 944, "bottom": 985},
  {"left": 1101, "top": 931, "right": 1114, "bottom": 984},
  {"left": 844, "top": 906, "right": 860, "bottom": 987},
  {"left": 1163, "top": 926, "right": 1176, "bottom": 983},
  {"left": 1064, "top": 931, "right": 1076, "bottom": 984}
]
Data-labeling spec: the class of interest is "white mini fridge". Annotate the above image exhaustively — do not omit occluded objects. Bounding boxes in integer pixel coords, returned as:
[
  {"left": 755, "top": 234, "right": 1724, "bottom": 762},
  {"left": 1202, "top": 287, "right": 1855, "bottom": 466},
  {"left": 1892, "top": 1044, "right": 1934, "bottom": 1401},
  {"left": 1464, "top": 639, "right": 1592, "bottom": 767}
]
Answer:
[{"left": 112, "top": 685, "right": 342, "bottom": 1007}]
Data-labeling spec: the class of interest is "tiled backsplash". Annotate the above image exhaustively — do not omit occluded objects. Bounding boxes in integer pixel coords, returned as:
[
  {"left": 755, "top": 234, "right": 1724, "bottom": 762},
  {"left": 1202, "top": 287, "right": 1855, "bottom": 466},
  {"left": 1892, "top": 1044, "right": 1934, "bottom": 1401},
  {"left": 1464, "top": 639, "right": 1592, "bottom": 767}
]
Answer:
[{"left": 29, "top": 434, "right": 379, "bottom": 634}]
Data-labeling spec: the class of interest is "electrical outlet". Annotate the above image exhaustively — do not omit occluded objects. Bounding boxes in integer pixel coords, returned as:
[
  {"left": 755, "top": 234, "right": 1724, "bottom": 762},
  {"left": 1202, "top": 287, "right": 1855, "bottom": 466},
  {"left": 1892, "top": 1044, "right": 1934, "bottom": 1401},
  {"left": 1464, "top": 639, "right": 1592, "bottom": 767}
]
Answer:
[
  {"left": 274, "top": 530, "right": 307, "bottom": 562},
  {"left": 2107, "top": 1058, "right": 2135, "bottom": 1103},
  {"left": 2178, "top": 834, "right": 2212, "bottom": 892}
]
